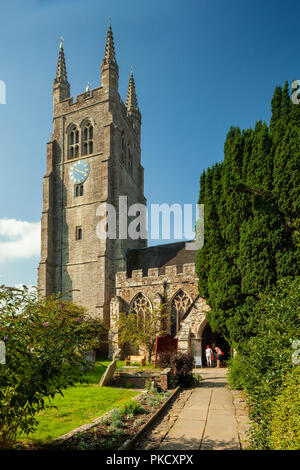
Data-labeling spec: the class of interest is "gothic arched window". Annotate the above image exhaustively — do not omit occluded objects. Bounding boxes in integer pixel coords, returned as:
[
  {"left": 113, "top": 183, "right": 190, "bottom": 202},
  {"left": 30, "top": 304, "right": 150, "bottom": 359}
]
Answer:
[
  {"left": 82, "top": 121, "right": 93, "bottom": 156},
  {"left": 68, "top": 125, "right": 79, "bottom": 159},
  {"left": 170, "top": 290, "right": 192, "bottom": 337},
  {"left": 129, "top": 293, "right": 152, "bottom": 329}
]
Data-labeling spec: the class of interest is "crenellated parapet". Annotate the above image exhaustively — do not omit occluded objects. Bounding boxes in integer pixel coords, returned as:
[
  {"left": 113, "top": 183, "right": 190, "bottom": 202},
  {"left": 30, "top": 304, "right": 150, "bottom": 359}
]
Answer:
[{"left": 116, "top": 263, "right": 197, "bottom": 289}]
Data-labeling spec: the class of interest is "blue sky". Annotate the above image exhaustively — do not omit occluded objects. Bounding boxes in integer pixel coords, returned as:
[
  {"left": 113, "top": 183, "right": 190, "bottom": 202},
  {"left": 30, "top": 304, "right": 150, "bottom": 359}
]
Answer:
[{"left": 0, "top": 0, "right": 299, "bottom": 286}]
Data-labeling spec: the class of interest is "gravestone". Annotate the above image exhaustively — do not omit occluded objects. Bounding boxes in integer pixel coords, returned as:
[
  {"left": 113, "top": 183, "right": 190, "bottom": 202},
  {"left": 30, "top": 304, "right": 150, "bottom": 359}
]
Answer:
[{"left": 98, "top": 348, "right": 121, "bottom": 387}]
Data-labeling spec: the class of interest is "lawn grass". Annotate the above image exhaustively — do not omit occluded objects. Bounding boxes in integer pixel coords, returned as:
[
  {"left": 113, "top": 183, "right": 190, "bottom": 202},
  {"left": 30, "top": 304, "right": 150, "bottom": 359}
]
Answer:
[{"left": 18, "top": 362, "right": 139, "bottom": 445}]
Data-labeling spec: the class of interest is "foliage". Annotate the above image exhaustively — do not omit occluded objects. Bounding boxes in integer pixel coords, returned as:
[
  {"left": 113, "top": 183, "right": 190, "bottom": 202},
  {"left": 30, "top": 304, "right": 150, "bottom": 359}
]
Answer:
[
  {"left": 0, "top": 285, "right": 107, "bottom": 447},
  {"left": 269, "top": 368, "right": 300, "bottom": 450},
  {"left": 133, "top": 417, "right": 143, "bottom": 429},
  {"left": 170, "top": 352, "right": 195, "bottom": 386},
  {"left": 16, "top": 372, "right": 138, "bottom": 445},
  {"left": 226, "top": 352, "right": 247, "bottom": 390},
  {"left": 117, "top": 303, "right": 168, "bottom": 364},
  {"left": 158, "top": 351, "right": 174, "bottom": 368},
  {"left": 108, "top": 408, "right": 124, "bottom": 430},
  {"left": 196, "top": 81, "right": 300, "bottom": 345},
  {"left": 120, "top": 400, "right": 147, "bottom": 417},
  {"left": 227, "top": 277, "right": 300, "bottom": 449}
]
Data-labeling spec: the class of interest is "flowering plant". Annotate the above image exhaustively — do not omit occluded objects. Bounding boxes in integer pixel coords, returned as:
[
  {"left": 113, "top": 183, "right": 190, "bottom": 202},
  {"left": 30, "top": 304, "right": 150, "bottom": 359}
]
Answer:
[{"left": 0, "top": 285, "right": 107, "bottom": 447}]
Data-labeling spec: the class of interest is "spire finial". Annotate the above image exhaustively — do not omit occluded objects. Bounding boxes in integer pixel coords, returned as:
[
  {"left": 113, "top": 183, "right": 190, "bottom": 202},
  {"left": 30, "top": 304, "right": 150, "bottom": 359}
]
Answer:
[
  {"left": 56, "top": 37, "right": 68, "bottom": 83},
  {"left": 103, "top": 22, "right": 117, "bottom": 65},
  {"left": 126, "top": 70, "right": 139, "bottom": 112}
]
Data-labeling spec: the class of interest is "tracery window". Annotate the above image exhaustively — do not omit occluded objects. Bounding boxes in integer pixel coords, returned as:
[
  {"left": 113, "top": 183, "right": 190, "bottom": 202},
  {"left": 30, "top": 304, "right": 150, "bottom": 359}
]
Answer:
[
  {"left": 129, "top": 293, "right": 152, "bottom": 328},
  {"left": 170, "top": 290, "right": 191, "bottom": 337},
  {"left": 82, "top": 121, "right": 93, "bottom": 156},
  {"left": 68, "top": 125, "right": 79, "bottom": 159}
]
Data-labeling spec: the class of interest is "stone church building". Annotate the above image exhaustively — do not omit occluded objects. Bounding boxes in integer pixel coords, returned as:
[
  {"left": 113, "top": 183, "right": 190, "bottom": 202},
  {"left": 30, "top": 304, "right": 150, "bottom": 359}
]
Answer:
[{"left": 38, "top": 25, "right": 219, "bottom": 364}]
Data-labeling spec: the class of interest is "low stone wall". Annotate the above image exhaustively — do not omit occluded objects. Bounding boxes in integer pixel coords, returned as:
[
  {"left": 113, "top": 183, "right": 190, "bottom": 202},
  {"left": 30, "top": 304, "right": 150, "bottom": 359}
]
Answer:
[{"left": 112, "top": 368, "right": 171, "bottom": 390}]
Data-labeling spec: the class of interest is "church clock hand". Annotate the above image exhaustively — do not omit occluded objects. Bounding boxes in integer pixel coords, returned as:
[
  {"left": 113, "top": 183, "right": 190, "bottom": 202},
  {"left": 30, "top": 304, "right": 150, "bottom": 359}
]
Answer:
[{"left": 73, "top": 168, "right": 88, "bottom": 176}]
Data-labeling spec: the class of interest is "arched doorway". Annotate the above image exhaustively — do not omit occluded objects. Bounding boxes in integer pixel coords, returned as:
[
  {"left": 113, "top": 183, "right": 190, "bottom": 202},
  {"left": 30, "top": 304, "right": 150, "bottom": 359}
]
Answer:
[{"left": 202, "top": 323, "right": 231, "bottom": 367}]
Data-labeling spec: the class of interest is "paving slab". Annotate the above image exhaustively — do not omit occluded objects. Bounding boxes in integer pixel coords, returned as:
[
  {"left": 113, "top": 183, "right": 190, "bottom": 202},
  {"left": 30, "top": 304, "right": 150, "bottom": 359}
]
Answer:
[
  {"left": 137, "top": 367, "right": 248, "bottom": 451},
  {"left": 179, "top": 407, "right": 208, "bottom": 421},
  {"left": 161, "top": 368, "right": 241, "bottom": 450},
  {"left": 167, "top": 417, "right": 206, "bottom": 440}
]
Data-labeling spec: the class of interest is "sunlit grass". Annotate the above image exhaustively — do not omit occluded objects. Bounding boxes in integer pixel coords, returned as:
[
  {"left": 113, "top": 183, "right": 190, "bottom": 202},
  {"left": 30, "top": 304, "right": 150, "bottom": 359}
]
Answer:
[{"left": 18, "top": 363, "right": 138, "bottom": 444}]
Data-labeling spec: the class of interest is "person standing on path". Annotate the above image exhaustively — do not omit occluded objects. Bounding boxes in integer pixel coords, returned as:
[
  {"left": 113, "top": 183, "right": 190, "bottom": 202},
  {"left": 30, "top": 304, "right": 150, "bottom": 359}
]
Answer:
[
  {"left": 215, "top": 346, "right": 223, "bottom": 367},
  {"left": 205, "top": 345, "right": 212, "bottom": 367}
]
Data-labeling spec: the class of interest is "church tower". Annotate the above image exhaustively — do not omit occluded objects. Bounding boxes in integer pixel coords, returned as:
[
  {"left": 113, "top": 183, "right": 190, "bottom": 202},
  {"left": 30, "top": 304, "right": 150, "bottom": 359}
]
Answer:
[{"left": 38, "top": 26, "right": 146, "bottom": 325}]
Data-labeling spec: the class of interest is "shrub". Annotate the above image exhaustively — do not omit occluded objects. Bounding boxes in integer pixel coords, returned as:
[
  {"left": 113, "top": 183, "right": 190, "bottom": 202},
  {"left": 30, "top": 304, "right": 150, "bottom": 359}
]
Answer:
[
  {"left": 227, "top": 352, "right": 247, "bottom": 390},
  {"left": 110, "top": 408, "right": 123, "bottom": 428},
  {"left": 269, "top": 368, "right": 300, "bottom": 450},
  {"left": 120, "top": 400, "right": 147, "bottom": 417},
  {"left": 0, "top": 286, "right": 106, "bottom": 447},
  {"left": 227, "top": 277, "right": 300, "bottom": 449},
  {"left": 170, "top": 352, "right": 195, "bottom": 386}
]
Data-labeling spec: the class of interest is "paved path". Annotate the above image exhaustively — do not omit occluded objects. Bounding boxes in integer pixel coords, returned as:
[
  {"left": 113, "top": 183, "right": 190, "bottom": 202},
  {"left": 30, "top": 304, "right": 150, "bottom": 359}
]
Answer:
[{"left": 137, "top": 368, "right": 247, "bottom": 451}]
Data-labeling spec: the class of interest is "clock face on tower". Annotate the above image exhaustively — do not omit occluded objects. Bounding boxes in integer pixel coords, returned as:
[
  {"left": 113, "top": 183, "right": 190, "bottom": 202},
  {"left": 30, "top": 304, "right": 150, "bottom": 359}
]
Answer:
[{"left": 69, "top": 160, "right": 90, "bottom": 184}]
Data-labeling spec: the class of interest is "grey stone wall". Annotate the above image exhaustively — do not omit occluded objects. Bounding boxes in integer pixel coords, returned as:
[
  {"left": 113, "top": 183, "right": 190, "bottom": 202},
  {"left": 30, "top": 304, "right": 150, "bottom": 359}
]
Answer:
[
  {"left": 109, "top": 263, "right": 210, "bottom": 358},
  {"left": 38, "top": 54, "right": 146, "bottom": 327}
]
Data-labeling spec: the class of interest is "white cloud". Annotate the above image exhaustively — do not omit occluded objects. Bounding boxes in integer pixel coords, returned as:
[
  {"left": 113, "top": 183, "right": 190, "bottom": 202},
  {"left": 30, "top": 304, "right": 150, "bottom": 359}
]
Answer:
[{"left": 0, "top": 219, "right": 41, "bottom": 262}]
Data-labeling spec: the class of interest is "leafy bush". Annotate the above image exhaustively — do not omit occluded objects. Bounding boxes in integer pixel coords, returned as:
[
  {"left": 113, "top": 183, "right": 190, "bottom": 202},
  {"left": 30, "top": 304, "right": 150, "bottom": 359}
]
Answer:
[
  {"left": 110, "top": 408, "right": 123, "bottom": 427},
  {"left": 170, "top": 352, "right": 195, "bottom": 386},
  {"left": 227, "top": 352, "right": 247, "bottom": 390},
  {"left": 269, "top": 368, "right": 300, "bottom": 450},
  {"left": 0, "top": 286, "right": 106, "bottom": 447},
  {"left": 227, "top": 277, "right": 300, "bottom": 449},
  {"left": 120, "top": 400, "right": 147, "bottom": 418}
]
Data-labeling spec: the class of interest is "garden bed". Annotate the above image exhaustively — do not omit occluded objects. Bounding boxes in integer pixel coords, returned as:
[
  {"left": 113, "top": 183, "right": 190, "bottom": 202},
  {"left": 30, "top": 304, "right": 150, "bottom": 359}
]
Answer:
[
  {"left": 13, "top": 363, "right": 139, "bottom": 447},
  {"left": 47, "top": 387, "right": 179, "bottom": 450}
]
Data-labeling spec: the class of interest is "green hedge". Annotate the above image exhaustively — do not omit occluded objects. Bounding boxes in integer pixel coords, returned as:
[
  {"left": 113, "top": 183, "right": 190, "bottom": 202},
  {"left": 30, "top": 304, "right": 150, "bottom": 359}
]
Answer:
[{"left": 270, "top": 368, "right": 300, "bottom": 450}]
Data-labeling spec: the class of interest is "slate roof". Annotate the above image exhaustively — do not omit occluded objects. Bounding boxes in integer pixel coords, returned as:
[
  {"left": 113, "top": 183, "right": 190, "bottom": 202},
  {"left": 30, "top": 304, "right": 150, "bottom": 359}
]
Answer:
[{"left": 126, "top": 241, "right": 197, "bottom": 277}]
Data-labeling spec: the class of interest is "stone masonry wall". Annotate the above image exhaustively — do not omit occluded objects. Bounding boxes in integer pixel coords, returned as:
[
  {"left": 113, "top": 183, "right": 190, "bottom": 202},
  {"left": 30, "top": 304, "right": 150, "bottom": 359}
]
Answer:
[{"left": 109, "top": 263, "right": 209, "bottom": 358}]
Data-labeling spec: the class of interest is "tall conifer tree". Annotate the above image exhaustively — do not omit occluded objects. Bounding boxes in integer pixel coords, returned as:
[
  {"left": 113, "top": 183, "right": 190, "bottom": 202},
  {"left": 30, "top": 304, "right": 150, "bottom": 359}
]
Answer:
[{"left": 197, "top": 83, "right": 300, "bottom": 345}]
